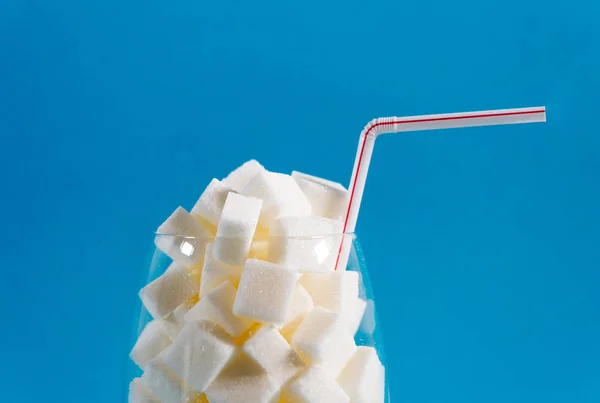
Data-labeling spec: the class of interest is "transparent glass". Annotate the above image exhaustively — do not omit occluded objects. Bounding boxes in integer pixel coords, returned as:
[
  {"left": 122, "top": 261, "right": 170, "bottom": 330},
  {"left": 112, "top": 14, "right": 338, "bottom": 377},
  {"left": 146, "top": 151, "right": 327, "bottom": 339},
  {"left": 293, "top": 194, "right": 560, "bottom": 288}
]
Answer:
[{"left": 127, "top": 233, "right": 390, "bottom": 403}]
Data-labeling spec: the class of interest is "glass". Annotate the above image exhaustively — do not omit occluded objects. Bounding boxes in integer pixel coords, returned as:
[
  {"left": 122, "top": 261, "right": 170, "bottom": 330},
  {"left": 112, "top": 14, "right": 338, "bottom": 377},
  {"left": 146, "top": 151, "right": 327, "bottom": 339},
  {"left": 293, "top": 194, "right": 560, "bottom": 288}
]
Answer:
[{"left": 127, "top": 233, "right": 390, "bottom": 403}]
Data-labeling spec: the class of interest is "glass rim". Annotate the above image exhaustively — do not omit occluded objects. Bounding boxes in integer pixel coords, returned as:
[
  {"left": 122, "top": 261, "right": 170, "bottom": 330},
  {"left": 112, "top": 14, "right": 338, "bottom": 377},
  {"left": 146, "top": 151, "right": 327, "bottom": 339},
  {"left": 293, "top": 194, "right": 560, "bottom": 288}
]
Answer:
[{"left": 154, "top": 231, "right": 356, "bottom": 240}]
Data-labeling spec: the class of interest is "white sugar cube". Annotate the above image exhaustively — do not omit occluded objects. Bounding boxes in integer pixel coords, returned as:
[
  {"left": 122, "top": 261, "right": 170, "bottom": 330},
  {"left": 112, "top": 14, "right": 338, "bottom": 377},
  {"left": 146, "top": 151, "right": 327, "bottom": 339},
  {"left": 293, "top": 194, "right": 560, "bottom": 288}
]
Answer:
[
  {"left": 140, "top": 262, "right": 199, "bottom": 319},
  {"left": 155, "top": 207, "right": 212, "bottom": 268},
  {"left": 185, "top": 280, "right": 253, "bottom": 337},
  {"left": 200, "top": 243, "right": 243, "bottom": 297},
  {"left": 233, "top": 259, "right": 300, "bottom": 326},
  {"left": 205, "top": 353, "right": 280, "bottom": 403},
  {"left": 269, "top": 216, "right": 343, "bottom": 272},
  {"left": 240, "top": 171, "right": 311, "bottom": 228},
  {"left": 292, "top": 171, "right": 348, "bottom": 221},
  {"left": 281, "top": 284, "right": 314, "bottom": 341},
  {"left": 162, "top": 321, "right": 237, "bottom": 393},
  {"left": 292, "top": 307, "right": 356, "bottom": 378},
  {"left": 360, "top": 299, "right": 377, "bottom": 335},
  {"left": 337, "top": 346, "right": 386, "bottom": 403},
  {"left": 343, "top": 297, "right": 367, "bottom": 336},
  {"left": 129, "top": 320, "right": 174, "bottom": 369},
  {"left": 165, "top": 301, "right": 194, "bottom": 328},
  {"left": 243, "top": 326, "right": 305, "bottom": 385},
  {"left": 286, "top": 366, "right": 350, "bottom": 403},
  {"left": 299, "top": 271, "right": 359, "bottom": 312},
  {"left": 213, "top": 192, "right": 262, "bottom": 266},
  {"left": 191, "top": 178, "right": 235, "bottom": 228},
  {"left": 222, "top": 159, "right": 265, "bottom": 192},
  {"left": 300, "top": 271, "right": 365, "bottom": 335},
  {"left": 128, "top": 378, "right": 159, "bottom": 403},
  {"left": 142, "top": 356, "right": 201, "bottom": 403}
]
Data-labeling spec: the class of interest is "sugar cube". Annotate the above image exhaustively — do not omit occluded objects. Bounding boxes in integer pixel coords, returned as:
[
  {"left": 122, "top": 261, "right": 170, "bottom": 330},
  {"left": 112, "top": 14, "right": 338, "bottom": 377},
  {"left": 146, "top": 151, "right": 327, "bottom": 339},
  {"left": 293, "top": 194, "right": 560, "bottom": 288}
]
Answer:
[
  {"left": 184, "top": 280, "right": 253, "bottom": 337},
  {"left": 222, "top": 159, "right": 265, "bottom": 192},
  {"left": 129, "top": 320, "right": 174, "bottom": 369},
  {"left": 360, "top": 299, "right": 377, "bottom": 335},
  {"left": 233, "top": 259, "right": 300, "bottom": 326},
  {"left": 242, "top": 326, "right": 305, "bottom": 386},
  {"left": 280, "top": 284, "right": 314, "bottom": 341},
  {"left": 299, "top": 271, "right": 359, "bottom": 312},
  {"left": 129, "top": 378, "right": 159, "bottom": 403},
  {"left": 213, "top": 192, "right": 262, "bottom": 266},
  {"left": 140, "top": 262, "right": 199, "bottom": 319},
  {"left": 155, "top": 207, "right": 212, "bottom": 268},
  {"left": 291, "top": 171, "right": 348, "bottom": 221},
  {"left": 292, "top": 307, "right": 356, "bottom": 378},
  {"left": 286, "top": 366, "right": 350, "bottom": 403},
  {"left": 300, "top": 271, "right": 365, "bottom": 335},
  {"left": 200, "top": 243, "right": 243, "bottom": 297},
  {"left": 343, "top": 297, "right": 367, "bottom": 336},
  {"left": 337, "top": 346, "right": 386, "bottom": 403},
  {"left": 269, "top": 216, "right": 343, "bottom": 272},
  {"left": 191, "top": 178, "right": 235, "bottom": 228},
  {"left": 205, "top": 353, "right": 280, "bottom": 403},
  {"left": 165, "top": 301, "right": 194, "bottom": 329},
  {"left": 142, "top": 356, "right": 201, "bottom": 403},
  {"left": 240, "top": 171, "right": 311, "bottom": 228},
  {"left": 162, "top": 321, "right": 238, "bottom": 393}
]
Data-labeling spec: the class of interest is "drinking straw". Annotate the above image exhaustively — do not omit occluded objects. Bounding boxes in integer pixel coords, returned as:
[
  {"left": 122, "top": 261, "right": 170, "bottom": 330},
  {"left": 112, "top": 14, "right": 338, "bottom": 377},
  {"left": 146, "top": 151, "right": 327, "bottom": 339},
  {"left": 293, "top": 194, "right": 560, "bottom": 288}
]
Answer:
[{"left": 335, "top": 106, "right": 547, "bottom": 270}]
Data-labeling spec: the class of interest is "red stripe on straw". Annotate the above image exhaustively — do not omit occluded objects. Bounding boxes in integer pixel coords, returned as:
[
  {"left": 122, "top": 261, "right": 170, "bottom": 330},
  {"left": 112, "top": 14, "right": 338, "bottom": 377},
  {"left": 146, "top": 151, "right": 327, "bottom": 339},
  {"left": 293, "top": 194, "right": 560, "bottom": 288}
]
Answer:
[{"left": 334, "top": 108, "right": 545, "bottom": 270}]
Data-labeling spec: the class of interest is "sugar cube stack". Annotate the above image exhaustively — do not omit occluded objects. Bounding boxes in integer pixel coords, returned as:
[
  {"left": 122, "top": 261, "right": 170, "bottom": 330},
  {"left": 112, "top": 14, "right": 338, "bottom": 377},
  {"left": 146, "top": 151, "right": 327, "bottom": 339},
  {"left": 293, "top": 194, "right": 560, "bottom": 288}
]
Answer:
[{"left": 129, "top": 160, "right": 385, "bottom": 403}]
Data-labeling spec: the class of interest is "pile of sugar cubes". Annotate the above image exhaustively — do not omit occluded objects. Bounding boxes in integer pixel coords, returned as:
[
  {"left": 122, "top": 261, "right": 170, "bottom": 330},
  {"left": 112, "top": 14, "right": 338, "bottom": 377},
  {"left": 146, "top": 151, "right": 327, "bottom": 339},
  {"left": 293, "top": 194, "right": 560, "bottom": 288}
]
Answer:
[{"left": 129, "top": 160, "right": 385, "bottom": 403}]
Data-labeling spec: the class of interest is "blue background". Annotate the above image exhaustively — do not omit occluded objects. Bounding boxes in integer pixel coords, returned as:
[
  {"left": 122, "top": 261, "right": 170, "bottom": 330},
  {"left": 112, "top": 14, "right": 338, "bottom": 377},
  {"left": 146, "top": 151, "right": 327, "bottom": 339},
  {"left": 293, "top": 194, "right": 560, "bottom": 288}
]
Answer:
[{"left": 1, "top": 0, "right": 599, "bottom": 402}]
